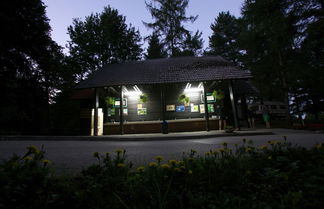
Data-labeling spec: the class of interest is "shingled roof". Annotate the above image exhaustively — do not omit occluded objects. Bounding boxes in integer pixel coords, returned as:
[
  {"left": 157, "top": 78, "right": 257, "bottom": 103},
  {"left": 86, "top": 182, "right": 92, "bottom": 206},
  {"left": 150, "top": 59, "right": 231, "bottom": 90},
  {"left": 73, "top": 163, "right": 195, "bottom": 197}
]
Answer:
[{"left": 76, "top": 56, "right": 252, "bottom": 89}]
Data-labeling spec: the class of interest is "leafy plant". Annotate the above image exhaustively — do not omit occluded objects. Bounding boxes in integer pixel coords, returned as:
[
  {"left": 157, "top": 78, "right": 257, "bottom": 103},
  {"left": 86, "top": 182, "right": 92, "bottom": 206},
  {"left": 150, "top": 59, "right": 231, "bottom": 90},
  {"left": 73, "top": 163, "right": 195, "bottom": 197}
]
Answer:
[
  {"left": 178, "top": 94, "right": 190, "bottom": 105},
  {"left": 212, "top": 89, "right": 224, "bottom": 100},
  {"left": 139, "top": 94, "right": 148, "bottom": 103},
  {"left": 106, "top": 97, "right": 115, "bottom": 105}
]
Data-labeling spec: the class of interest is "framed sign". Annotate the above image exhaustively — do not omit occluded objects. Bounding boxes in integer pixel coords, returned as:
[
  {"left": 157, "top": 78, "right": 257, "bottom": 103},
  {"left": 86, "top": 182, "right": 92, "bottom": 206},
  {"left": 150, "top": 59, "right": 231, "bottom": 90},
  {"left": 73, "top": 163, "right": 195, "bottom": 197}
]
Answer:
[
  {"left": 137, "top": 108, "right": 147, "bottom": 115},
  {"left": 114, "top": 98, "right": 127, "bottom": 107},
  {"left": 176, "top": 105, "right": 185, "bottom": 112},
  {"left": 207, "top": 95, "right": 215, "bottom": 101},
  {"left": 166, "top": 105, "right": 175, "bottom": 111},
  {"left": 208, "top": 104, "right": 215, "bottom": 113},
  {"left": 201, "top": 93, "right": 216, "bottom": 103},
  {"left": 199, "top": 104, "right": 205, "bottom": 113},
  {"left": 191, "top": 104, "right": 199, "bottom": 112}
]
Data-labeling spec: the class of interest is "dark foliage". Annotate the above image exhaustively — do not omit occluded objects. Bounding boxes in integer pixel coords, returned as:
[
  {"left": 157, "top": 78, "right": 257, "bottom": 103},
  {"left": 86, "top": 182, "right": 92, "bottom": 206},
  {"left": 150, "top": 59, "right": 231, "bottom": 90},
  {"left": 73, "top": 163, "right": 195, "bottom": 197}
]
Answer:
[
  {"left": 144, "top": 0, "right": 203, "bottom": 57},
  {"left": 0, "top": 0, "right": 65, "bottom": 134},
  {"left": 67, "top": 6, "right": 143, "bottom": 81},
  {"left": 1, "top": 141, "right": 324, "bottom": 209}
]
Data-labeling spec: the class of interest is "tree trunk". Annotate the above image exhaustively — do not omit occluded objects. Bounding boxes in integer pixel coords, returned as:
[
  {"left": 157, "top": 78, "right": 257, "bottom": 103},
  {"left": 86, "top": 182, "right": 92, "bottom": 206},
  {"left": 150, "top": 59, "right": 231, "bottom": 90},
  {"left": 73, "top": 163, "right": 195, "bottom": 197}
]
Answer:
[{"left": 278, "top": 51, "right": 291, "bottom": 124}]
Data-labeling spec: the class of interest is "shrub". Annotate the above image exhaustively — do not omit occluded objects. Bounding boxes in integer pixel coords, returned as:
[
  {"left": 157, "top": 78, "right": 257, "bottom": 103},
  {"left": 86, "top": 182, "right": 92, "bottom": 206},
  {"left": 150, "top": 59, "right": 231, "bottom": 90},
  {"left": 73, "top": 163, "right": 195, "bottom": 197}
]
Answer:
[{"left": 1, "top": 141, "right": 324, "bottom": 209}]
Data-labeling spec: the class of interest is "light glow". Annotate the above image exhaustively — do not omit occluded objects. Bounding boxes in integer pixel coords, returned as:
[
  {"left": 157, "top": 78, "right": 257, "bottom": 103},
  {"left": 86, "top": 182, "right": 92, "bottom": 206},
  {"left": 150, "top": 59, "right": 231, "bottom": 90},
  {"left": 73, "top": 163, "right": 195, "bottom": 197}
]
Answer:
[{"left": 123, "top": 85, "right": 142, "bottom": 97}]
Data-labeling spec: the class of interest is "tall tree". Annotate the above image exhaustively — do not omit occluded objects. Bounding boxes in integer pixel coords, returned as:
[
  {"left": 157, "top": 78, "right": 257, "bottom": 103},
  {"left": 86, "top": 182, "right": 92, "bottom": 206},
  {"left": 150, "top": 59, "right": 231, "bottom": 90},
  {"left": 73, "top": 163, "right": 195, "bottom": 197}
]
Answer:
[
  {"left": 0, "top": 0, "right": 64, "bottom": 134},
  {"left": 240, "top": 0, "right": 324, "bottom": 121},
  {"left": 144, "top": 0, "right": 203, "bottom": 57},
  {"left": 145, "top": 32, "right": 167, "bottom": 59},
  {"left": 240, "top": 0, "right": 299, "bottom": 121},
  {"left": 208, "top": 11, "right": 241, "bottom": 63},
  {"left": 67, "top": 6, "right": 142, "bottom": 81}
]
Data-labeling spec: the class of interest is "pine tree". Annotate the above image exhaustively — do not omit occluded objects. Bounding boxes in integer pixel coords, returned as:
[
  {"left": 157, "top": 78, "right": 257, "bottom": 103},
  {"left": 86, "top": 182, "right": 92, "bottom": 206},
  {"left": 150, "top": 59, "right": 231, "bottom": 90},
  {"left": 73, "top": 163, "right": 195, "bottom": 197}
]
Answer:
[
  {"left": 208, "top": 11, "right": 241, "bottom": 63},
  {"left": 145, "top": 33, "right": 167, "bottom": 59},
  {"left": 144, "top": 0, "right": 203, "bottom": 57}
]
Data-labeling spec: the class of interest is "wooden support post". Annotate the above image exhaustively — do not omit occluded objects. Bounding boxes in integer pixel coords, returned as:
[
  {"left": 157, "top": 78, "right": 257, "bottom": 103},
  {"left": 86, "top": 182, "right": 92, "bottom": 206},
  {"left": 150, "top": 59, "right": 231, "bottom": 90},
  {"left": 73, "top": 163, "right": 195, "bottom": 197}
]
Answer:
[
  {"left": 119, "top": 85, "right": 124, "bottom": 135},
  {"left": 228, "top": 80, "right": 239, "bottom": 129},
  {"left": 203, "top": 82, "right": 210, "bottom": 131},
  {"left": 94, "top": 88, "right": 99, "bottom": 136},
  {"left": 160, "top": 84, "right": 168, "bottom": 134}
]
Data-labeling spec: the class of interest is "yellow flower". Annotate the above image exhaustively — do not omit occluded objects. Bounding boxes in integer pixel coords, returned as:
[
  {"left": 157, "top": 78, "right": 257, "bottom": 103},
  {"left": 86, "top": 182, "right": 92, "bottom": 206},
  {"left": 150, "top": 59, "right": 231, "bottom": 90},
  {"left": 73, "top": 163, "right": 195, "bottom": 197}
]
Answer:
[
  {"left": 115, "top": 149, "right": 124, "bottom": 154},
  {"left": 178, "top": 161, "right": 185, "bottom": 166},
  {"left": 218, "top": 148, "right": 225, "bottom": 153},
  {"left": 137, "top": 166, "right": 145, "bottom": 172},
  {"left": 42, "top": 159, "right": 51, "bottom": 165},
  {"left": 116, "top": 163, "right": 126, "bottom": 168},
  {"left": 27, "top": 145, "right": 39, "bottom": 154},
  {"left": 245, "top": 147, "right": 253, "bottom": 152},
  {"left": 188, "top": 170, "right": 193, "bottom": 175},
  {"left": 23, "top": 156, "right": 33, "bottom": 161},
  {"left": 93, "top": 152, "right": 100, "bottom": 159},
  {"left": 168, "top": 159, "right": 177, "bottom": 166},
  {"left": 316, "top": 143, "right": 323, "bottom": 149},
  {"left": 149, "top": 162, "right": 158, "bottom": 167},
  {"left": 161, "top": 164, "right": 171, "bottom": 169},
  {"left": 205, "top": 152, "right": 211, "bottom": 156},
  {"left": 260, "top": 145, "right": 268, "bottom": 150},
  {"left": 174, "top": 167, "right": 182, "bottom": 172},
  {"left": 154, "top": 156, "right": 163, "bottom": 162}
]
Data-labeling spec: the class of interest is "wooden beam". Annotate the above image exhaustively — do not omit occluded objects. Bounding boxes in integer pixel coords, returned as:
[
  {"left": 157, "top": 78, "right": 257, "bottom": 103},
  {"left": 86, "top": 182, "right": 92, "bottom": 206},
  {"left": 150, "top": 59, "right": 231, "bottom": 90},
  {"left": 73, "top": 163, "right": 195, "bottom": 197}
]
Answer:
[
  {"left": 160, "top": 84, "right": 168, "bottom": 134},
  {"left": 119, "top": 85, "right": 124, "bottom": 135},
  {"left": 203, "top": 82, "right": 210, "bottom": 131},
  {"left": 94, "top": 88, "right": 99, "bottom": 136},
  {"left": 228, "top": 80, "right": 239, "bottom": 129}
]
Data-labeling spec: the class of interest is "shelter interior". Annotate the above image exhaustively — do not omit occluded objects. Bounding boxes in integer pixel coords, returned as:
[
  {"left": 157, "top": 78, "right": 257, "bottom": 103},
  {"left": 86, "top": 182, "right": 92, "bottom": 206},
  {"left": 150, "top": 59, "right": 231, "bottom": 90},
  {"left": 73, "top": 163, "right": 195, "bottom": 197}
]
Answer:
[{"left": 78, "top": 80, "right": 255, "bottom": 135}]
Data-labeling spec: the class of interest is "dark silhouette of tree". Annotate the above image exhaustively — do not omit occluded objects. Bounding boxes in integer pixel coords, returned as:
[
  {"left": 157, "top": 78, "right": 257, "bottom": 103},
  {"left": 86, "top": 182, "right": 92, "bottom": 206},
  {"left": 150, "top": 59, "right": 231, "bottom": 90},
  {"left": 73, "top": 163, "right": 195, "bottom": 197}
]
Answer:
[
  {"left": 208, "top": 11, "right": 241, "bottom": 64},
  {"left": 67, "top": 6, "right": 142, "bottom": 81},
  {"left": 145, "top": 32, "right": 167, "bottom": 59},
  {"left": 0, "top": 0, "right": 64, "bottom": 134},
  {"left": 240, "top": 0, "right": 324, "bottom": 121},
  {"left": 144, "top": 0, "right": 203, "bottom": 57}
]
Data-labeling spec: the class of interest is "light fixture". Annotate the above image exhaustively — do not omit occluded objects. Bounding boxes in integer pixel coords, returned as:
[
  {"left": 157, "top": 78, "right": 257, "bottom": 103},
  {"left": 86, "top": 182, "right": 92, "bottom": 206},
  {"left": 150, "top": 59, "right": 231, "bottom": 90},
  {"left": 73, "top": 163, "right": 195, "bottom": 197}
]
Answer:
[
  {"left": 184, "top": 82, "right": 203, "bottom": 94},
  {"left": 123, "top": 85, "right": 142, "bottom": 97}
]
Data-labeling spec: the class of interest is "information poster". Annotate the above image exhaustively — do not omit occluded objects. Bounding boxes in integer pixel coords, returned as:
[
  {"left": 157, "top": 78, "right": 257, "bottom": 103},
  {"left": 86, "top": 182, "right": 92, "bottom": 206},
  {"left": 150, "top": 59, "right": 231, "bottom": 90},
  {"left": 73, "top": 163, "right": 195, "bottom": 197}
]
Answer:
[
  {"left": 191, "top": 104, "right": 199, "bottom": 112},
  {"left": 176, "top": 105, "right": 185, "bottom": 112},
  {"left": 166, "top": 105, "right": 175, "bottom": 111},
  {"left": 208, "top": 104, "right": 214, "bottom": 113},
  {"left": 137, "top": 108, "right": 147, "bottom": 115},
  {"left": 199, "top": 104, "right": 205, "bottom": 113}
]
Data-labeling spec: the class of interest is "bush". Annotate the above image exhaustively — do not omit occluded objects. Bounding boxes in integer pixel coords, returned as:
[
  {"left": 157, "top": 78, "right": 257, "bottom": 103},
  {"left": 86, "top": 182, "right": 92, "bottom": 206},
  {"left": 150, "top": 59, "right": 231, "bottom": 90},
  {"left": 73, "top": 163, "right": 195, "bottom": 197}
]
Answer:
[{"left": 1, "top": 140, "right": 324, "bottom": 209}]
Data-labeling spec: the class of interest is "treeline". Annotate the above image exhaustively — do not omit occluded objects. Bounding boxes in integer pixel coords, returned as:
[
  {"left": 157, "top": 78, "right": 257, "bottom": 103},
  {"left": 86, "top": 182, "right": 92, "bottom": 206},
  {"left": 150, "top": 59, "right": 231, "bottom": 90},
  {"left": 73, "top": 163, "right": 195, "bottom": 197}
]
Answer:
[{"left": 0, "top": 0, "right": 323, "bottom": 134}]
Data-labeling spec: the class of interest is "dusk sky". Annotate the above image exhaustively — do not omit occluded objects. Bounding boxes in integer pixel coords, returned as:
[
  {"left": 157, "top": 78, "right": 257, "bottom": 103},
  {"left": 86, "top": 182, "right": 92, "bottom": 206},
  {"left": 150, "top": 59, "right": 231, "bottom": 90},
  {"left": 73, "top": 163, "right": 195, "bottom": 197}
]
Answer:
[{"left": 43, "top": 0, "right": 245, "bottom": 52}]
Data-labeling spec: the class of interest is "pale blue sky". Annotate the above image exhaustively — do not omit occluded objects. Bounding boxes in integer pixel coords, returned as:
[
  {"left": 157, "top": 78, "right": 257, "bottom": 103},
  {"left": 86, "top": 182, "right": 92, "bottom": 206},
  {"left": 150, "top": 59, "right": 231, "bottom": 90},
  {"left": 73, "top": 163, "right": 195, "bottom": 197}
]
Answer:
[{"left": 43, "top": 0, "right": 244, "bottom": 52}]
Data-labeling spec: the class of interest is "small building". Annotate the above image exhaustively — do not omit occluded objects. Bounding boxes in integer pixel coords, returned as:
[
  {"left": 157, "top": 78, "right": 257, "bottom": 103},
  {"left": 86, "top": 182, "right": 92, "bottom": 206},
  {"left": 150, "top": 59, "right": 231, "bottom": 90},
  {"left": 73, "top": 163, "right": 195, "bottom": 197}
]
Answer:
[{"left": 75, "top": 56, "right": 253, "bottom": 135}]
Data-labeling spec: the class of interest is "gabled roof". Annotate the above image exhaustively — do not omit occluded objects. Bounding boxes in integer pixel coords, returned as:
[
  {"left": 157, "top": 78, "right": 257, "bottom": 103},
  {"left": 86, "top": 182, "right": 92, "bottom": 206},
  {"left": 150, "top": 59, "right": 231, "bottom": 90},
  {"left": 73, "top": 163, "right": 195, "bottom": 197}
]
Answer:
[{"left": 75, "top": 56, "right": 252, "bottom": 89}]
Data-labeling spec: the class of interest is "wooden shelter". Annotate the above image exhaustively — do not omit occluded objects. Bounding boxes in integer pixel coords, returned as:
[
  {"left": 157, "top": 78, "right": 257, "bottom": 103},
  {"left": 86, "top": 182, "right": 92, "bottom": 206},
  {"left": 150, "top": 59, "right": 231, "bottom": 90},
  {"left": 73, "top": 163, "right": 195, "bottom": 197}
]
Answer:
[{"left": 75, "top": 56, "right": 253, "bottom": 135}]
